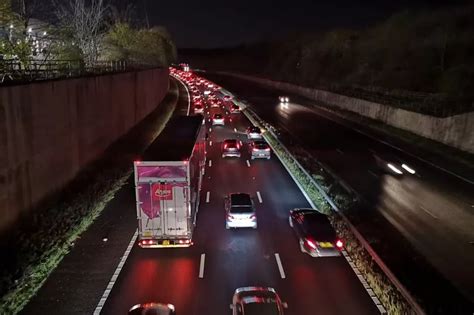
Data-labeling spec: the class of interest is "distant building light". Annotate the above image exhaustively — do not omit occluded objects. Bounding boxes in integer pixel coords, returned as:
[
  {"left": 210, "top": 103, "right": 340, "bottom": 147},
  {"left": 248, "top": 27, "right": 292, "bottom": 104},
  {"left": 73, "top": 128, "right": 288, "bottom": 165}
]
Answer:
[
  {"left": 9, "top": 24, "right": 13, "bottom": 29},
  {"left": 28, "top": 27, "right": 32, "bottom": 33},
  {"left": 43, "top": 31, "right": 47, "bottom": 36}
]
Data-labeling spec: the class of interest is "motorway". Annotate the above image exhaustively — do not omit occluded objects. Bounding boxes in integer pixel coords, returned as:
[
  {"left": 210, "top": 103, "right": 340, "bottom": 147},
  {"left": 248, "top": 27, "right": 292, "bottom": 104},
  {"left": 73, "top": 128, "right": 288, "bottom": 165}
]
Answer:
[
  {"left": 98, "top": 79, "right": 380, "bottom": 314},
  {"left": 202, "top": 73, "right": 474, "bottom": 308},
  {"left": 21, "top": 75, "right": 380, "bottom": 315}
]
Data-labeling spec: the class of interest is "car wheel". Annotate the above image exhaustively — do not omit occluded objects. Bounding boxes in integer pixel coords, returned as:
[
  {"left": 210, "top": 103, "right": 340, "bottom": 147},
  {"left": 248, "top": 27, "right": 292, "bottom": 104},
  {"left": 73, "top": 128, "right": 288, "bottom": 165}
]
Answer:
[
  {"left": 253, "top": 224, "right": 258, "bottom": 229},
  {"left": 225, "top": 224, "right": 230, "bottom": 230},
  {"left": 288, "top": 217, "right": 293, "bottom": 227},
  {"left": 267, "top": 156, "right": 271, "bottom": 160}
]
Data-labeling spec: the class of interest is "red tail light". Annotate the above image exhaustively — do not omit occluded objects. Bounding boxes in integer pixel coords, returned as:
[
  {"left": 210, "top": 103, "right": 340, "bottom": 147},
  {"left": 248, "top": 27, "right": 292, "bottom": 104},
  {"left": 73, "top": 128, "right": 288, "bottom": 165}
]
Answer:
[
  {"left": 227, "top": 214, "right": 234, "bottom": 220},
  {"left": 264, "top": 148, "right": 270, "bottom": 151},
  {"left": 249, "top": 214, "right": 256, "bottom": 220},
  {"left": 336, "top": 239, "right": 344, "bottom": 249},
  {"left": 306, "top": 239, "right": 317, "bottom": 250},
  {"left": 252, "top": 148, "right": 258, "bottom": 151},
  {"left": 224, "top": 144, "right": 228, "bottom": 149}
]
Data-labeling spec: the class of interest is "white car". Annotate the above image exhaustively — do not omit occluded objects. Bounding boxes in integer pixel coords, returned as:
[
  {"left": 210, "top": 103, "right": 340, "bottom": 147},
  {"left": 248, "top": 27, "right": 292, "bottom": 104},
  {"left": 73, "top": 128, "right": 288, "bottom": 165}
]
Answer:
[
  {"left": 246, "top": 126, "right": 263, "bottom": 139},
  {"left": 212, "top": 113, "right": 225, "bottom": 126},
  {"left": 279, "top": 96, "right": 289, "bottom": 103},
  {"left": 225, "top": 193, "right": 257, "bottom": 229}
]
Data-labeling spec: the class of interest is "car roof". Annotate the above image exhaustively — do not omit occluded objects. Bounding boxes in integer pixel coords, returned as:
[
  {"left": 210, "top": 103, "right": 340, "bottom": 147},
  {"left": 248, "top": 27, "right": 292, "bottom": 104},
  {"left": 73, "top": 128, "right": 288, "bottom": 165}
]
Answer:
[
  {"left": 301, "top": 212, "right": 337, "bottom": 240},
  {"left": 230, "top": 193, "right": 252, "bottom": 206}
]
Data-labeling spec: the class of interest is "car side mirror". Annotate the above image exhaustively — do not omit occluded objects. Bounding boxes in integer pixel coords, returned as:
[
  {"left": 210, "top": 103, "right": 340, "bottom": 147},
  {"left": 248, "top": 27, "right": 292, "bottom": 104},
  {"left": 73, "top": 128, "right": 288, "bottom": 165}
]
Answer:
[{"left": 282, "top": 302, "right": 288, "bottom": 308}]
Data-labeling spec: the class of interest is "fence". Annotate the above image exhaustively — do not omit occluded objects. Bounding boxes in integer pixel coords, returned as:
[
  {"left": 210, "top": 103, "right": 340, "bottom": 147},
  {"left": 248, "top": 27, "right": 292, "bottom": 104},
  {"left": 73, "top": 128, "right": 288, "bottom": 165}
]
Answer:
[{"left": 0, "top": 59, "right": 147, "bottom": 84}]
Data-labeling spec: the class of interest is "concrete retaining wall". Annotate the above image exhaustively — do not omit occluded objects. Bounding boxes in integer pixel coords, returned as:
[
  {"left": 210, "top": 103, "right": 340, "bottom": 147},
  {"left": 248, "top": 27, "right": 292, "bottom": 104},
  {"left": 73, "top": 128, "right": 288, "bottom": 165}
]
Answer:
[
  {"left": 0, "top": 68, "right": 169, "bottom": 232},
  {"left": 221, "top": 72, "right": 474, "bottom": 154}
]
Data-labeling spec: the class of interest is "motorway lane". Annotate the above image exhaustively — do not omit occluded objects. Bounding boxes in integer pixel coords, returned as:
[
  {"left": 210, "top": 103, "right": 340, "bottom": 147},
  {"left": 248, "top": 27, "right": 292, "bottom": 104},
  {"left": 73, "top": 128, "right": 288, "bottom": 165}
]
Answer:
[
  {"left": 100, "top": 94, "right": 379, "bottom": 314},
  {"left": 203, "top": 74, "right": 474, "bottom": 304}
]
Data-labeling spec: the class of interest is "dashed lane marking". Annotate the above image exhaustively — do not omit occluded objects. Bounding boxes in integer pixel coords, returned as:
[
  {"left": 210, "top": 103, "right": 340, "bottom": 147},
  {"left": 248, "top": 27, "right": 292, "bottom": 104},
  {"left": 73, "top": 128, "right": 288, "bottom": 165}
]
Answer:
[
  {"left": 246, "top": 160, "right": 251, "bottom": 167},
  {"left": 209, "top": 160, "right": 212, "bottom": 167},
  {"left": 206, "top": 191, "right": 210, "bottom": 203},
  {"left": 256, "top": 191, "right": 263, "bottom": 203},
  {"left": 199, "top": 254, "right": 206, "bottom": 278},
  {"left": 419, "top": 205, "right": 438, "bottom": 219},
  {"left": 274, "top": 253, "right": 286, "bottom": 279}
]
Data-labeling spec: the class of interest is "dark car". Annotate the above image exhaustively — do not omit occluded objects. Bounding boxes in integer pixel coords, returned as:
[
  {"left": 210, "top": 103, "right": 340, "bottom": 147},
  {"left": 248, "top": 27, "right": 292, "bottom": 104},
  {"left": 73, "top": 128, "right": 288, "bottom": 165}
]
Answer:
[
  {"left": 372, "top": 151, "right": 416, "bottom": 176},
  {"left": 230, "top": 287, "right": 287, "bottom": 315},
  {"left": 289, "top": 208, "right": 343, "bottom": 257},
  {"left": 128, "top": 303, "right": 176, "bottom": 315},
  {"left": 222, "top": 139, "right": 242, "bottom": 158},
  {"left": 229, "top": 103, "right": 241, "bottom": 113}
]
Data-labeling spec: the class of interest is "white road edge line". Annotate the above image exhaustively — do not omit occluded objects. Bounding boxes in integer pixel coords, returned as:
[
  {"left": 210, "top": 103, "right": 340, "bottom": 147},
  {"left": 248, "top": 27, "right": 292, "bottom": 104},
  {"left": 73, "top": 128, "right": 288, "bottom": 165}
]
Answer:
[
  {"left": 246, "top": 160, "right": 251, "bottom": 167},
  {"left": 342, "top": 250, "right": 387, "bottom": 314},
  {"left": 199, "top": 254, "right": 206, "bottom": 278},
  {"left": 206, "top": 191, "right": 210, "bottom": 203},
  {"left": 93, "top": 230, "right": 138, "bottom": 315},
  {"left": 170, "top": 75, "right": 191, "bottom": 116},
  {"left": 274, "top": 253, "right": 286, "bottom": 279},
  {"left": 209, "top": 160, "right": 212, "bottom": 167},
  {"left": 256, "top": 191, "right": 263, "bottom": 203},
  {"left": 419, "top": 205, "right": 438, "bottom": 219}
]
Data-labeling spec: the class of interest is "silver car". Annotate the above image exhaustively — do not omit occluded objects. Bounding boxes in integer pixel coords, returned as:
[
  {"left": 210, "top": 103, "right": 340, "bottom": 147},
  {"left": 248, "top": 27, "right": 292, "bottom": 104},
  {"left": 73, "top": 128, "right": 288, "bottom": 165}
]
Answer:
[
  {"left": 225, "top": 193, "right": 257, "bottom": 229},
  {"left": 246, "top": 126, "right": 262, "bottom": 139},
  {"left": 128, "top": 303, "right": 176, "bottom": 315},
  {"left": 222, "top": 139, "right": 242, "bottom": 158},
  {"left": 230, "top": 287, "right": 287, "bottom": 315},
  {"left": 249, "top": 140, "right": 271, "bottom": 160}
]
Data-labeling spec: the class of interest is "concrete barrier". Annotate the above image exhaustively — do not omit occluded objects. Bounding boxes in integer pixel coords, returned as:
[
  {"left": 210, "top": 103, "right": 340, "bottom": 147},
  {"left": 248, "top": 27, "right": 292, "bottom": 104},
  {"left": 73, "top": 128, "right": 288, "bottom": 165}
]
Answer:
[
  {"left": 217, "top": 72, "right": 474, "bottom": 154},
  {"left": 0, "top": 68, "right": 169, "bottom": 233}
]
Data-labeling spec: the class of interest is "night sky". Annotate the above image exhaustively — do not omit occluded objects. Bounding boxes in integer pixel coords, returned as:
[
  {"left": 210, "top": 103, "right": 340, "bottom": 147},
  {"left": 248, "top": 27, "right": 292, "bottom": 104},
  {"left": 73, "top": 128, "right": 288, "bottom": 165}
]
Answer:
[{"left": 136, "top": 0, "right": 467, "bottom": 48}]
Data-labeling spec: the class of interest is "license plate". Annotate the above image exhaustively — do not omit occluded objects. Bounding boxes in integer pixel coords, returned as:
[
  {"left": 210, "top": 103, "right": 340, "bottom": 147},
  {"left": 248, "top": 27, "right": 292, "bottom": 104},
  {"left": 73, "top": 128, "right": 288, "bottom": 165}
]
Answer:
[
  {"left": 259, "top": 154, "right": 265, "bottom": 156},
  {"left": 163, "top": 240, "right": 170, "bottom": 245},
  {"left": 319, "top": 242, "right": 333, "bottom": 248}
]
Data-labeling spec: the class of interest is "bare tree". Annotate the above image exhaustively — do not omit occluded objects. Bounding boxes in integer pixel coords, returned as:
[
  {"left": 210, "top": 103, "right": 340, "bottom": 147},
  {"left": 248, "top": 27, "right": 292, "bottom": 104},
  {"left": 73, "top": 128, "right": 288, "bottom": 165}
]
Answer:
[{"left": 55, "top": 0, "right": 108, "bottom": 66}]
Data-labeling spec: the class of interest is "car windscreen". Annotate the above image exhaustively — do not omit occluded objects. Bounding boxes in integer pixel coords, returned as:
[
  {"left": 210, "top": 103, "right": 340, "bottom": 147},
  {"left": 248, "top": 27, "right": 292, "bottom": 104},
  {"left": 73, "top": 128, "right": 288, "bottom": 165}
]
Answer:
[{"left": 230, "top": 205, "right": 254, "bottom": 214}]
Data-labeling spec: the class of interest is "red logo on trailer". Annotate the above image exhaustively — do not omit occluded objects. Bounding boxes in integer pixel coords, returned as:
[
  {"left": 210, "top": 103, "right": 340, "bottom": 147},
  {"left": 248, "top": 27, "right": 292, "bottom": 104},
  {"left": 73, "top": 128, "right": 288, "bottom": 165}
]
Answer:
[{"left": 152, "top": 183, "right": 173, "bottom": 200}]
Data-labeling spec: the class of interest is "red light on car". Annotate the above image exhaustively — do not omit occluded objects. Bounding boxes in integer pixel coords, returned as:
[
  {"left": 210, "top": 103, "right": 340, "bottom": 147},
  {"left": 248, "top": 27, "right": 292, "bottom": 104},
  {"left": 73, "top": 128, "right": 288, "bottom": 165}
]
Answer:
[
  {"left": 250, "top": 214, "right": 256, "bottom": 220},
  {"left": 227, "top": 214, "right": 235, "bottom": 220},
  {"left": 306, "top": 239, "right": 317, "bottom": 250},
  {"left": 264, "top": 148, "right": 270, "bottom": 151},
  {"left": 224, "top": 144, "right": 228, "bottom": 149},
  {"left": 134, "top": 160, "right": 141, "bottom": 164},
  {"left": 252, "top": 148, "right": 258, "bottom": 151},
  {"left": 336, "top": 239, "right": 344, "bottom": 249}
]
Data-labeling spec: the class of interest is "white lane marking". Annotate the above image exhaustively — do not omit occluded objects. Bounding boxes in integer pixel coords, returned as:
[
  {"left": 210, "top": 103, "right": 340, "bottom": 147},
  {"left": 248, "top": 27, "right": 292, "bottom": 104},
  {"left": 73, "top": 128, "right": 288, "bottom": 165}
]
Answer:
[
  {"left": 209, "top": 127, "right": 212, "bottom": 132},
  {"left": 93, "top": 230, "right": 138, "bottom": 314},
  {"left": 419, "top": 205, "right": 438, "bottom": 219},
  {"left": 368, "top": 170, "right": 379, "bottom": 178},
  {"left": 208, "top": 160, "right": 212, "bottom": 167},
  {"left": 209, "top": 141, "right": 212, "bottom": 146},
  {"left": 246, "top": 160, "right": 251, "bottom": 167},
  {"left": 234, "top": 128, "right": 237, "bottom": 132},
  {"left": 206, "top": 191, "right": 210, "bottom": 203},
  {"left": 274, "top": 253, "right": 286, "bottom": 279},
  {"left": 336, "top": 148, "right": 344, "bottom": 155},
  {"left": 199, "top": 254, "right": 206, "bottom": 278},
  {"left": 256, "top": 191, "right": 263, "bottom": 203},
  {"left": 202, "top": 119, "right": 205, "bottom": 125},
  {"left": 342, "top": 250, "right": 387, "bottom": 314}
]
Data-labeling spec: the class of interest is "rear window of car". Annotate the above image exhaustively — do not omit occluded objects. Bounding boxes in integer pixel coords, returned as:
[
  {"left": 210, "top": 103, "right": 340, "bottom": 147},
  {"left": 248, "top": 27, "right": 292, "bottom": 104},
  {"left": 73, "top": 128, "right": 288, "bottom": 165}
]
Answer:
[
  {"left": 224, "top": 140, "right": 238, "bottom": 146},
  {"left": 243, "top": 303, "right": 279, "bottom": 315},
  {"left": 230, "top": 205, "right": 254, "bottom": 214},
  {"left": 253, "top": 142, "right": 268, "bottom": 149},
  {"left": 249, "top": 127, "right": 261, "bottom": 133},
  {"left": 214, "top": 114, "right": 222, "bottom": 118}
]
